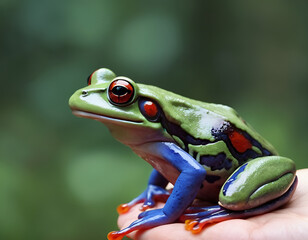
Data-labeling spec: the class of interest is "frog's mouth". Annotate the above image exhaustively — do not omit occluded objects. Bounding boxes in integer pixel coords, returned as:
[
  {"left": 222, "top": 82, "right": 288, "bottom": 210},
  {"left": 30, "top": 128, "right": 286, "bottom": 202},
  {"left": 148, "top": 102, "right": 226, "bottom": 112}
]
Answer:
[{"left": 71, "top": 110, "right": 144, "bottom": 125}]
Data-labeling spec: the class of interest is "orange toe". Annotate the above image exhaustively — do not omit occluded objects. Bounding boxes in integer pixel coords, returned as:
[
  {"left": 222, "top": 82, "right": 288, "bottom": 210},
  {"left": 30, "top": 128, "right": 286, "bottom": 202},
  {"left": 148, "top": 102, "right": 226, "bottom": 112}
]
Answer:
[{"left": 117, "top": 204, "right": 130, "bottom": 214}]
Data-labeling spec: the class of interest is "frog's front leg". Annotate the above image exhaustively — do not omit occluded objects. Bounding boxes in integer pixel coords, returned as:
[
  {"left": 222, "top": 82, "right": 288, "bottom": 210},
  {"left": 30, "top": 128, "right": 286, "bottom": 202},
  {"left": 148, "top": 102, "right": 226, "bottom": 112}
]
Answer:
[
  {"left": 108, "top": 142, "right": 206, "bottom": 240},
  {"left": 182, "top": 156, "right": 297, "bottom": 233},
  {"left": 117, "top": 169, "right": 170, "bottom": 214}
]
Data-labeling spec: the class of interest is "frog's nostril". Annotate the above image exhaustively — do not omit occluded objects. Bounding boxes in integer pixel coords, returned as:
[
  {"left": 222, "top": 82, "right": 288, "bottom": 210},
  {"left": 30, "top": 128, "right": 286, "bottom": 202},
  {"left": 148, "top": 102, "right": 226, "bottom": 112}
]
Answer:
[{"left": 82, "top": 90, "right": 89, "bottom": 96}]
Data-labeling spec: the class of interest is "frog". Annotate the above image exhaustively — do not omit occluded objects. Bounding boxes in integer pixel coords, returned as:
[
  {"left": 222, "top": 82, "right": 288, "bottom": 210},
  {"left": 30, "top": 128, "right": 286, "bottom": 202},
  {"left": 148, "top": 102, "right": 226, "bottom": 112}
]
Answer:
[{"left": 69, "top": 68, "right": 297, "bottom": 240}]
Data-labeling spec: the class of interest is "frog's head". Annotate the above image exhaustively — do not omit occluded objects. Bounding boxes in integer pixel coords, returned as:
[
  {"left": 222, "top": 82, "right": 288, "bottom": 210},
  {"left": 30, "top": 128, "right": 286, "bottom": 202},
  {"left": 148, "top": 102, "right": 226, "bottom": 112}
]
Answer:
[{"left": 69, "top": 68, "right": 174, "bottom": 145}]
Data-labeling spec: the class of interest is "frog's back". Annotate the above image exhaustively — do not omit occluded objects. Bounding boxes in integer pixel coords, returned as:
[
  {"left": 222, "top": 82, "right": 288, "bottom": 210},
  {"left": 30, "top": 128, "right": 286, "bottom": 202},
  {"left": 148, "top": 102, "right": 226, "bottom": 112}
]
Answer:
[
  {"left": 138, "top": 84, "right": 276, "bottom": 155},
  {"left": 137, "top": 84, "right": 278, "bottom": 201}
]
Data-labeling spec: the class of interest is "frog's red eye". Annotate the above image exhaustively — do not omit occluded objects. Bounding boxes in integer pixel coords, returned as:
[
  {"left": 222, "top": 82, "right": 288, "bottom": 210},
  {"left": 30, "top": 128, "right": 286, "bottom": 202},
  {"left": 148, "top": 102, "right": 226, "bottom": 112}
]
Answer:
[
  {"left": 87, "top": 72, "right": 94, "bottom": 86},
  {"left": 139, "top": 98, "right": 160, "bottom": 122},
  {"left": 108, "top": 79, "right": 134, "bottom": 105}
]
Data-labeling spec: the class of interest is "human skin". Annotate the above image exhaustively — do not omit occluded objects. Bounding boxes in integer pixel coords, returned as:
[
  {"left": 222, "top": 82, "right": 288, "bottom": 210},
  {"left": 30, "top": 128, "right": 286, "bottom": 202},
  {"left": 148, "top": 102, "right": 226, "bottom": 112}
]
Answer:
[{"left": 117, "top": 169, "right": 308, "bottom": 240}]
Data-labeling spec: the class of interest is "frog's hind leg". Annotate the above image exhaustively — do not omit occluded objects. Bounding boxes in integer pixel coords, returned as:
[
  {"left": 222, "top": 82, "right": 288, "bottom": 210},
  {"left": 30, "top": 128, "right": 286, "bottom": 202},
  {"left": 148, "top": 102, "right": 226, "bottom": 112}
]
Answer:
[
  {"left": 181, "top": 175, "right": 298, "bottom": 234},
  {"left": 182, "top": 156, "right": 297, "bottom": 234}
]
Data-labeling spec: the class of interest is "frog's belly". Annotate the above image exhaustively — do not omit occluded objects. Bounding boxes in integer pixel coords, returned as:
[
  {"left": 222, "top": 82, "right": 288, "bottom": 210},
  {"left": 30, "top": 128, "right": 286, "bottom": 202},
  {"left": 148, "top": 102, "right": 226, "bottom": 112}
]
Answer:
[{"left": 137, "top": 151, "right": 225, "bottom": 203}]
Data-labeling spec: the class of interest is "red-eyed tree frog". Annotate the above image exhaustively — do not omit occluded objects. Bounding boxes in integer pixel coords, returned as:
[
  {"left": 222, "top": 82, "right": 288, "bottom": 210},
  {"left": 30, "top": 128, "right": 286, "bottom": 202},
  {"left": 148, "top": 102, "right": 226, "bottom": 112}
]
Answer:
[{"left": 69, "top": 68, "right": 297, "bottom": 240}]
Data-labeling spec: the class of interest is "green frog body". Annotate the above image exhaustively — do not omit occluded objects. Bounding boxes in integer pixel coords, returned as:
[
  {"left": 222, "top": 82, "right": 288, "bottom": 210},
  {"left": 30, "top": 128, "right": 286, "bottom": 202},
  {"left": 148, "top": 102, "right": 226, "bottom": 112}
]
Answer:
[{"left": 69, "top": 68, "right": 297, "bottom": 240}]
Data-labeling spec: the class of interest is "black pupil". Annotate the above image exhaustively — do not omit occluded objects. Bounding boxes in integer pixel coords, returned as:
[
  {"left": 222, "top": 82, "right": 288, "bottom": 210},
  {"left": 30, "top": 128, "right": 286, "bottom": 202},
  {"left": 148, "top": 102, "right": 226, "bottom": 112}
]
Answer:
[{"left": 112, "top": 86, "right": 129, "bottom": 96}]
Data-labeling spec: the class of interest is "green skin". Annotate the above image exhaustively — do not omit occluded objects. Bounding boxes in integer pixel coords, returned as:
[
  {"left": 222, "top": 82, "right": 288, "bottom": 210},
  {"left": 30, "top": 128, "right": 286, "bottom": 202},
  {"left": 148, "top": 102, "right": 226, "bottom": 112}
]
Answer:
[{"left": 69, "top": 68, "right": 296, "bottom": 219}]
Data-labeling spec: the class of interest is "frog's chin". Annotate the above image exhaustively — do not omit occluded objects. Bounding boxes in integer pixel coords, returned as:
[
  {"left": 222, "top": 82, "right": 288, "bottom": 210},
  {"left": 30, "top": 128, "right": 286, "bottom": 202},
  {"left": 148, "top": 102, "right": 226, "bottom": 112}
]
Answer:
[
  {"left": 71, "top": 109, "right": 173, "bottom": 146},
  {"left": 71, "top": 110, "right": 143, "bottom": 125}
]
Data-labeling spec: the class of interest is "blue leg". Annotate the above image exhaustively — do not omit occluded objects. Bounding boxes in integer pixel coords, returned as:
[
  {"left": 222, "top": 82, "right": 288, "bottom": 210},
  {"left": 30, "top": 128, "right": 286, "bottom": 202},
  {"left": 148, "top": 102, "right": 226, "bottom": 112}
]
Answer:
[
  {"left": 117, "top": 169, "right": 170, "bottom": 214},
  {"left": 181, "top": 176, "right": 298, "bottom": 234},
  {"left": 108, "top": 142, "right": 206, "bottom": 240}
]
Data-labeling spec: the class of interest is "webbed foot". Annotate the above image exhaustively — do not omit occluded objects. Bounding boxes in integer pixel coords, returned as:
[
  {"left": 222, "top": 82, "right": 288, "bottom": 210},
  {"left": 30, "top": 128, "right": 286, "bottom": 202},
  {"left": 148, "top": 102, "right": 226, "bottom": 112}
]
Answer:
[
  {"left": 108, "top": 209, "right": 174, "bottom": 240},
  {"left": 180, "top": 205, "right": 230, "bottom": 234},
  {"left": 181, "top": 176, "right": 298, "bottom": 234},
  {"left": 117, "top": 185, "right": 170, "bottom": 214}
]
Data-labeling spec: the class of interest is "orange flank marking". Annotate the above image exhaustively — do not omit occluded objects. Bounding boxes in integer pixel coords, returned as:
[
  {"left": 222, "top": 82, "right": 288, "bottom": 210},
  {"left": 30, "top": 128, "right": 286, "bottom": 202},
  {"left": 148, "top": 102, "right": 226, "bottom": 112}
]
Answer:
[
  {"left": 228, "top": 130, "right": 252, "bottom": 153},
  {"left": 117, "top": 204, "right": 130, "bottom": 214}
]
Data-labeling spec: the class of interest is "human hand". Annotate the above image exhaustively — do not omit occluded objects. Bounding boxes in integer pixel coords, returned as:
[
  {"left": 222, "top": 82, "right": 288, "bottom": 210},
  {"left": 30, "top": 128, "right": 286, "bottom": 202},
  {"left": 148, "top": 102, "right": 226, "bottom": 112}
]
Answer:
[{"left": 117, "top": 169, "right": 308, "bottom": 240}]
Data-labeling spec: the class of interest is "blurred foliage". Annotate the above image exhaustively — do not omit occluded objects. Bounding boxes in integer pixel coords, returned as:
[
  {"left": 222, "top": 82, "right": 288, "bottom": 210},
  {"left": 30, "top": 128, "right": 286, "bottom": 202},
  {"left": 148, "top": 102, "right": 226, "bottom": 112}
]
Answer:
[{"left": 0, "top": 0, "right": 307, "bottom": 239}]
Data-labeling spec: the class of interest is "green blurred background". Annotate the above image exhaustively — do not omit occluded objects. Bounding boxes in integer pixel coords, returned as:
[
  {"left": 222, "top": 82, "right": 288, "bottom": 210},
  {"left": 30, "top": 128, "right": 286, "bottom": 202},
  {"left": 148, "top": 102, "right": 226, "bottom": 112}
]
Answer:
[{"left": 1, "top": 1, "right": 307, "bottom": 239}]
